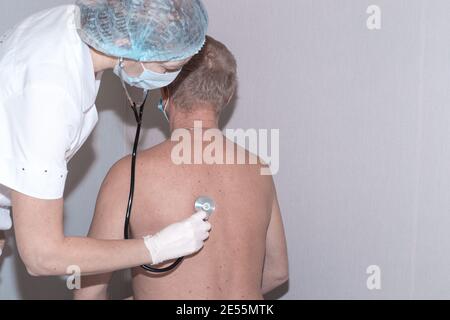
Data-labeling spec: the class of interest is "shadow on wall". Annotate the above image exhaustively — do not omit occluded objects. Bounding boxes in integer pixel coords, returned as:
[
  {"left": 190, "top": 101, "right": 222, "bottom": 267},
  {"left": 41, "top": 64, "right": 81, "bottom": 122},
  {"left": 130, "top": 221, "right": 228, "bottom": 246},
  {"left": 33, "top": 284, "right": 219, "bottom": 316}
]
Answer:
[
  {"left": 264, "top": 281, "right": 289, "bottom": 300},
  {"left": 65, "top": 70, "right": 128, "bottom": 197}
]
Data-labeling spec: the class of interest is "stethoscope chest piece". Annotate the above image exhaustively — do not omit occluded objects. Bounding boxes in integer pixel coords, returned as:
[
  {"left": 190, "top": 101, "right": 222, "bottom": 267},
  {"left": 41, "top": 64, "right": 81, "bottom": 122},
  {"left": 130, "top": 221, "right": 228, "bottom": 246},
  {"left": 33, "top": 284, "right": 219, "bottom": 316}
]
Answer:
[{"left": 195, "top": 196, "right": 216, "bottom": 217}]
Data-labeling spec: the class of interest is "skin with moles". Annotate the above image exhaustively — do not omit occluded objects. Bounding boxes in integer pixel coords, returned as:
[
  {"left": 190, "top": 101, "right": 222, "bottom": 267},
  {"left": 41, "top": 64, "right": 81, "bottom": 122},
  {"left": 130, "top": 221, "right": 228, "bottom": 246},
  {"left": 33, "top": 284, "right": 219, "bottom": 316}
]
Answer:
[{"left": 74, "top": 102, "right": 289, "bottom": 300}]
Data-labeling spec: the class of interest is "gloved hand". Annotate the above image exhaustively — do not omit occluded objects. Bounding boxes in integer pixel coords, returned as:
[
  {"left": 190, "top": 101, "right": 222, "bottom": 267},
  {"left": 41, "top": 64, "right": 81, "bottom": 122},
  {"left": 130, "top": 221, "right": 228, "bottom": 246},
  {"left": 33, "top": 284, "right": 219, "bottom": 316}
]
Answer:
[
  {"left": 0, "top": 207, "right": 12, "bottom": 231},
  {"left": 143, "top": 211, "right": 212, "bottom": 265}
]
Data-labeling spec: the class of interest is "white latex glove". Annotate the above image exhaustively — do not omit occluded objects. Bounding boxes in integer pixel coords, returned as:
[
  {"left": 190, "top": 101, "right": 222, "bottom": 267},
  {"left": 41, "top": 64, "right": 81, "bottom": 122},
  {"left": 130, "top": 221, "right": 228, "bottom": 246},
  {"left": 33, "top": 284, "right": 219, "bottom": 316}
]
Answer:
[
  {"left": 143, "top": 211, "right": 211, "bottom": 265},
  {"left": 0, "top": 207, "right": 12, "bottom": 231}
]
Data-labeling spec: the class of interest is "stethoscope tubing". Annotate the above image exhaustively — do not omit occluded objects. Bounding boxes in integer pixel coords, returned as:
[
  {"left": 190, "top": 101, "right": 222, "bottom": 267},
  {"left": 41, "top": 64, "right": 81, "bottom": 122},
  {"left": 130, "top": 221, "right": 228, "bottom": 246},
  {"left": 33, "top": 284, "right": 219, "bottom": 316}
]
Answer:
[{"left": 123, "top": 90, "right": 183, "bottom": 273}]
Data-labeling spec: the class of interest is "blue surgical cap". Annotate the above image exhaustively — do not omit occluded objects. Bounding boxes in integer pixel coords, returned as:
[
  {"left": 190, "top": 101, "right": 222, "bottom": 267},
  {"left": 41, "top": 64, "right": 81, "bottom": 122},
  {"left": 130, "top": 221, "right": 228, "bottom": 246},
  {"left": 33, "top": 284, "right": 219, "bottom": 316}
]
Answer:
[{"left": 75, "top": 0, "right": 209, "bottom": 62}]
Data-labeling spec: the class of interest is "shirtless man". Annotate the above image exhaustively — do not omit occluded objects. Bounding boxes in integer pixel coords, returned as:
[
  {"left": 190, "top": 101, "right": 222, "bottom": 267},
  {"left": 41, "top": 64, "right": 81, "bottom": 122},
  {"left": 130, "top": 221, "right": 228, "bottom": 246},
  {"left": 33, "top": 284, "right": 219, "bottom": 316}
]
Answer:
[{"left": 74, "top": 36, "right": 288, "bottom": 300}]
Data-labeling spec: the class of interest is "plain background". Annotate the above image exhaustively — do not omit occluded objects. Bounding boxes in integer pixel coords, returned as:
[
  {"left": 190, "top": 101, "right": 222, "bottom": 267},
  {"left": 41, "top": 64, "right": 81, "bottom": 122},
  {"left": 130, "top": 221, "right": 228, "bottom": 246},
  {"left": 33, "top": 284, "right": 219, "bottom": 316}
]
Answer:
[{"left": 1, "top": 0, "right": 450, "bottom": 299}]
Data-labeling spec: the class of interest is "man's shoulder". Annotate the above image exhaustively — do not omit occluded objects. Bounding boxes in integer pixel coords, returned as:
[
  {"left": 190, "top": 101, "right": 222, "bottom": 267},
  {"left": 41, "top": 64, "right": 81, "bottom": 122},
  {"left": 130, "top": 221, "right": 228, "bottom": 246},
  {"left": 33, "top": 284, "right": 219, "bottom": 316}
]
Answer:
[
  {"left": 102, "top": 156, "right": 132, "bottom": 188},
  {"left": 134, "top": 141, "right": 171, "bottom": 169},
  {"left": 110, "top": 141, "right": 171, "bottom": 177}
]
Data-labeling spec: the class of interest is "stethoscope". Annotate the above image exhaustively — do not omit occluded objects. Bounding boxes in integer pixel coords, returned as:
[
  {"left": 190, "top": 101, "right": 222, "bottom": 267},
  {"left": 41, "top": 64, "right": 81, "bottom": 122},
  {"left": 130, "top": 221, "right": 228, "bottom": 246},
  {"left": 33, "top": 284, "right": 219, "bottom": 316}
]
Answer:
[{"left": 118, "top": 71, "right": 215, "bottom": 273}]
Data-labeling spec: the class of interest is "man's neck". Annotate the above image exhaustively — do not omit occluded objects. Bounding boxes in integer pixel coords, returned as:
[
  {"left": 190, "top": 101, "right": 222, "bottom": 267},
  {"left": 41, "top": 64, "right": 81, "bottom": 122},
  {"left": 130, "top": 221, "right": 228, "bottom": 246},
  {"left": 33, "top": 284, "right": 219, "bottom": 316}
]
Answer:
[
  {"left": 170, "top": 110, "right": 219, "bottom": 133},
  {"left": 171, "top": 120, "right": 219, "bottom": 131}
]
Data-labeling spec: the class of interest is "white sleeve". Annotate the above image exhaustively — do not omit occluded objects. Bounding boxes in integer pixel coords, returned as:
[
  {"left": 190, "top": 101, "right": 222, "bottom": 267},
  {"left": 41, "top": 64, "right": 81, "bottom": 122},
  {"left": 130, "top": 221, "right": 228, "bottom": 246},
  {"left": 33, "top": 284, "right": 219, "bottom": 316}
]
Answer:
[{"left": 0, "top": 84, "right": 80, "bottom": 200}]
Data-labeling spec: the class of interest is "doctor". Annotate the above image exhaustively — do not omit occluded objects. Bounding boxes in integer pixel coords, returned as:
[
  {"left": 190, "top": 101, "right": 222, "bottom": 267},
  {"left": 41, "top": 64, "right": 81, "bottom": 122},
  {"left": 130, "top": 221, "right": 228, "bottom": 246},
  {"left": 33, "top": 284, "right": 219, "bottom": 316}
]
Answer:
[{"left": 0, "top": 0, "right": 211, "bottom": 276}]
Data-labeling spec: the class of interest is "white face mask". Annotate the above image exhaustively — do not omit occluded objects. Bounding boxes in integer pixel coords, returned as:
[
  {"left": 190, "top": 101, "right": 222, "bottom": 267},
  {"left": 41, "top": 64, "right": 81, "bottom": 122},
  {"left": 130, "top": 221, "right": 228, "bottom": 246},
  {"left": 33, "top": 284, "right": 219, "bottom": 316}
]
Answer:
[{"left": 113, "top": 60, "right": 181, "bottom": 90}]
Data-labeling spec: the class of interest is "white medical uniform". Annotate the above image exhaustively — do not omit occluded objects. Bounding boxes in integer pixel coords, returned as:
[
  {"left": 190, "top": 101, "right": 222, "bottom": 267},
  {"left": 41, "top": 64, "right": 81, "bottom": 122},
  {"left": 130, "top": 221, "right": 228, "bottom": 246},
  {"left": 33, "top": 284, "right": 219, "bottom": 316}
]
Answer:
[{"left": 0, "top": 5, "right": 101, "bottom": 229}]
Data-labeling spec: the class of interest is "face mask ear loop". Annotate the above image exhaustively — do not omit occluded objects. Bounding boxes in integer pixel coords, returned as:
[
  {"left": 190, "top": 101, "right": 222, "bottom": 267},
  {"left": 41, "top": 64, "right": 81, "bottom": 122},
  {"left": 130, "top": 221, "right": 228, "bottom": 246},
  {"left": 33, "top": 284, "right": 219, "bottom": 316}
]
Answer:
[
  {"left": 164, "top": 88, "right": 170, "bottom": 121},
  {"left": 159, "top": 87, "right": 170, "bottom": 122},
  {"left": 164, "top": 88, "right": 170, "bottom": 113}
]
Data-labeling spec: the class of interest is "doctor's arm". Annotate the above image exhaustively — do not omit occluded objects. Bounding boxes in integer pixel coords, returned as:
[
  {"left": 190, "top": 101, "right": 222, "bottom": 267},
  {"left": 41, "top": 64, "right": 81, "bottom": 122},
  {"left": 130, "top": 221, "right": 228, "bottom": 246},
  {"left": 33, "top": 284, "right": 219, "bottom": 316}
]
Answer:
[
  {"left": 73, "top": 160, "right": 130, "bottom": 299},
  {"left": 12, "top": 190, "right": 150, "bottom": 277},
  {"left": 12, "top": 158, "right": 210, "bottom": 278}
]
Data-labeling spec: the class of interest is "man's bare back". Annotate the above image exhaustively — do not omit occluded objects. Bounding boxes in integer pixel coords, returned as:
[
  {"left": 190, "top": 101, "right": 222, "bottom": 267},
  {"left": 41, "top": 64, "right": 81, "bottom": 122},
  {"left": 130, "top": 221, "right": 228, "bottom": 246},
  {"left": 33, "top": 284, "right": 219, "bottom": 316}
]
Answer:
[
  {"left": 129, "top": 133, "right": 275, "bottom": 299},
  {"left": 74, "top": 36, "right": 288, "bottom": 300}
]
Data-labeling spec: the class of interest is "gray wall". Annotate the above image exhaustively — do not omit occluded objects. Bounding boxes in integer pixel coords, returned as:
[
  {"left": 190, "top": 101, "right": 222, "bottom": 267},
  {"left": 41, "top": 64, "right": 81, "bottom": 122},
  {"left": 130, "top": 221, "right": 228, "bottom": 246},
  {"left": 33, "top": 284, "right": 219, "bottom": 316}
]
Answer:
[{"left": 1, "top": 0, "right": 450, "bottom": 299}]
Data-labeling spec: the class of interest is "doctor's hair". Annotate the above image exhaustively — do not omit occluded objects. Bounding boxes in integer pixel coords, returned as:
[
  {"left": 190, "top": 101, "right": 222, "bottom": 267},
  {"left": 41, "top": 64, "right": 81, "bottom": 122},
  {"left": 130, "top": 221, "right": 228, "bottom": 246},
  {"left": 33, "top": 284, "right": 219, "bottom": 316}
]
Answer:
[{"left": 167, "top": 35, "right": 237, "bottom": 115}]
